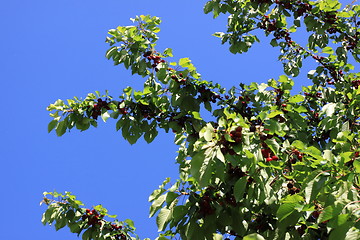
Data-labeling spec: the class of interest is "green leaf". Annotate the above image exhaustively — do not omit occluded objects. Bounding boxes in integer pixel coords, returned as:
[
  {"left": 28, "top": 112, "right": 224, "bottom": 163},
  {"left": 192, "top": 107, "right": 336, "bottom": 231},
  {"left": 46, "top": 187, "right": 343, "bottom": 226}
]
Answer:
[
  {"left": 68, "top": 222, "right": 81, "bottom": 233},
  {"left": 144, "top": 122, "right": 158, "bottom": 143},
  {"left": 125, "top": 219, "right": 135, "bottom": 229},
  {"left": 179, "top": 58, "right": 191, "bottom": 67},
  {"left": 277, "top": 203, "right": 297, "bottom": 222},
  {"left": 270, "top": 38, "right": 278, "bottom": 47},
  {"left": 43, "top": 207, "right": 55, "bottom": 225},
  {"left": 329, "top": 222, "right": 353, "bottom": 240},
  {"left": 186, "top": 220, "right": 205, "bottom": 240},
  {"left": 163, "top": 48, "right": 173, "bottom": 57},
  {"left": 156, "top": 237, "right": 170, "bottom": 240},
  {"left": 204, "top": 1, "right": 214, "bottom": 14},
  {"left": 48, "top": 120, "right": 58, "bottom": 133},
  {"left": 234, "top": 177, "right": 247, "bottom": 202},
  {"left": 323, "top": 46, "right": 334, "bottom": 54},
  {"left": 82, "top": 228, "right": 93, "bottom": 240},
  {"left": 267, "top": 110, "right": 282, "bottom": 119},
  {"left": 278, "top": 75, "right": 289, "bottom": 83},
  {"left": 55, "top": 216, "right": 67, "bottom": 231},
  {"left": 329, "top": 214, "right": 349, "bottom": 228},
  {"left": 292, "top": 140, "right": 306, "bottom": 150},
  {"left": 192, "top": 111, "right": 202, "bottom": 120},
  {"left": 200, "top": 123, "right": 214, "bottom": 142},
  {"left": 216, "top": 147, "right": 225, "bottom": 163},
  {"left": 149, "top": 193, "right": 167, "bottom": 217},
  {"left": 213, "top": 233, "right": 223, "bottom": 240},
  {"left": 243, "top": 233, "right": 265, "bottom": 240},
  {"left": 181, "top": 95, "right": 200, "bottom": 112},
  {"left": 105, "top": 46, "right": 118, "bottom": 59},
  {"left": 156, "top": 208, "right": 172, "bottom": 231},
  {"left": 123, "top": 86, "right": 133, "bottom": 96},
  {"left": 101, "top": 111, "right": 111, "bottom": 122},
  {"left": 66, "top": 209, "right": 75, "bottom": 221},
  {"left": 165, "top": 192, "right": 179, "bottom": 206},
  {"left": 288, "top": 95, "right": 304, "bottom": 103},
  {"left": 172, "top": 205, "right": 188, "bottom": 226},
  {"left": 191, "top": 149, "right": 214, "bottom": 187},
  {"left": 318, "top": 205, "right": 342, "bottom": 223},
  {"left": 56, "top": 120, "right": 67, "bottom": 136},
  {"left": 304, "top": 146, "right": 322, "bottom": 159},
  {"left": 321, "top": 102, "right": 336, "bottom": 117},
  {"left": 353, "top": 160, "right": 360, "bottom": 173}
]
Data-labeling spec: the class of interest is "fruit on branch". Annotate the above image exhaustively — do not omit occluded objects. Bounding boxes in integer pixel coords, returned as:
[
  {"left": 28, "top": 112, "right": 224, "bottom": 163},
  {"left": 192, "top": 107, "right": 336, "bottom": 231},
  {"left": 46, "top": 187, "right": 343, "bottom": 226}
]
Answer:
[
  {"left": 89, "top": 98, "right": 111, "bottom": 119},
  {"left": 81, "top": 209, "right": 104, "bottom": 226},
  {"left": 352, "top": 80, "right": 360, "bottom": 89},
  {"left": 230, "top": 126, "right": 243, "bottom": 143}
]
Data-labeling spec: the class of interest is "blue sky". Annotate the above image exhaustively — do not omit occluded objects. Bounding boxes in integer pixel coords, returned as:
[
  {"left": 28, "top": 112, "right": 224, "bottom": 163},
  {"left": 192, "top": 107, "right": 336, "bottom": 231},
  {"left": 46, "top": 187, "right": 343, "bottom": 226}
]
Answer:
[{"left": 1, "top": 0, "right": 355, "bottom": 239}]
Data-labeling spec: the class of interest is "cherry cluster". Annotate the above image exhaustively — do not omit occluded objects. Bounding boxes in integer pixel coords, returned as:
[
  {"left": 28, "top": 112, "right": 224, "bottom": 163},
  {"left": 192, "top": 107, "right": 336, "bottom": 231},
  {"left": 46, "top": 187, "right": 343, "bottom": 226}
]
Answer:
[
  {"left": 277, "top": 31, "right": 295, "bottom": 47},
  {"left": 143, "top": 51, "right": 165, "bottom": 70},
  {"left": 113, "top": 233, "right": 126, "bottom": 240},
  {"left": 259, "top": 15, "right": 278, "bottom": 32},
  {"left": 297, "top": 224, "right": 307, "bottom": 236},
  {"left": 274, "top": 0, "right": 312, "bottom": 16},
  {"left": 90, "top": 99, "right": 111, "bottom": 120},
  {"left": 274, "top": 0, "right": 293, "bottom": 10},
  {"left": 197, "top": 185, "right": 243, "bottom": 218},
  {"left": 295, "top": 1, "right": 312, "bottom": 16},
  {"left": 229, "top": 126, "right": 243, "bottom": 143},
  {"left": 198, "top": 85, "right": 221, "bottom": 103},
  {"left": 81, "top": 209, "right": 128, "bottom": 239},
  {"left": 287, "top": 181, "right": 300, "bottom": 195},
  {"left": 308, "top": 204, "right": 322, "bottom": 222},
  {"left": 110, "top": 223, "right": 126, "bottom": 240},
  {"left": 301, "top": 204, "right": 329, "bottom": 238},
  {"left": 308, "top": 110, "right": 320, "bottom": 124},
  {"left": 249, "top": 119, "right": 261, "bottom": 132},
  {"left": 171, "top": 72, "right": 187, "bottom": 83},
  {"left": 238, "top": 95, "right": 250, "bottom": 105},
  {"left": 219, "top": 127, "right": 242, "bottom": 156},
  {"left": 137, "top": 103, "right": 155, "bottom": 120},
  {"left": 250, "top": 213, "right": 276, "bottom": 232},
  {"left": 227, "top": 163, "right": 247, "bottom": 180},
  {"left": 352, "top": 80, "right": 360, "bottom": 89},
  {"left": 198, "top": 193, "right": 216, "bottom": 217},
  {"left": 289, "top": 149, "right": 303, "bottom": 164},
  {"left": 195, "top": 166, "right": 256, "bottom": 223},
  {"left": 304, "top": 92, "right": 322, "bottom": 98},
  {"left": 235, "top": 95, "right": 253, "bottom": 119},
  {"left": 323, "top": 12, "right": 337, "bottom": 25},
  {"left": 81, "top": 209, "right": 104, "bottom": 226},
  {"left": 110, "top": 223, "right": 122, "bottom": 231},
  {"left": 261, "top": 147, "right": 279, "bottom": 162},
  {"left": 259, "top": 16, "right": 295, "bottom": 47}
]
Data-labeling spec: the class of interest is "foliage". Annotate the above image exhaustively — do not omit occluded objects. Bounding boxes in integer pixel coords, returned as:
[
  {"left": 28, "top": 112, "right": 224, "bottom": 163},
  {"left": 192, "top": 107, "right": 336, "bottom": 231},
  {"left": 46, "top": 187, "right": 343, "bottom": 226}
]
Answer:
[{"left": 42, "top": 1, "right": 360, "bottom": 239}]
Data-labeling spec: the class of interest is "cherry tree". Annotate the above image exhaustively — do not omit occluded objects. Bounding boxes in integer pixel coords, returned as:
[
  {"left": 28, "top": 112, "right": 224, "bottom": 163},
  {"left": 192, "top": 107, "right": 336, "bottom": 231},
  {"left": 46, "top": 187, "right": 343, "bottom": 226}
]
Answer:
[{"left": 41, "top": 0, "right": 360, "bottom": 239}]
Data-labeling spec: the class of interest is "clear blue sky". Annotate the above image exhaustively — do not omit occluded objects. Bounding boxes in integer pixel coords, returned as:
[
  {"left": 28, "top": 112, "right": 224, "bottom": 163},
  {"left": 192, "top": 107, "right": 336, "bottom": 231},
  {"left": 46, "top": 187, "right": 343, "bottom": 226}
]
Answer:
[{"left": 0, "top": 0, "right": 354, "bottom": 239}]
